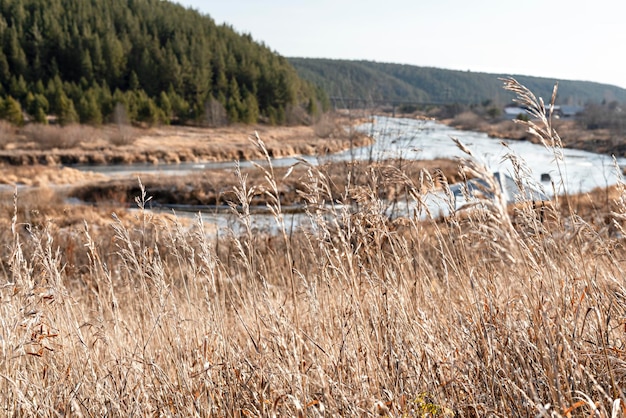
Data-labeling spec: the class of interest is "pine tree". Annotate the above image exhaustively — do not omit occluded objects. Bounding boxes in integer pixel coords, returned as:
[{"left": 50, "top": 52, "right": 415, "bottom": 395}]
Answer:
[
  {"left": 167, "top": 85, "right": 190, "bottom": 122},
  {"left": 26, "top": 92, "right": 49, "bottom": 122},
  {"left": 226, "top": 76, "right": 242, "bottom": 123},
  {"left": 1, "top": 96, "right": 24, "bottom": 126},
  {"left": 158, "top": 90, "right": 172, "bottom": 121},
  {"left": 241, "top": 90, "right": 259, "bottom": 124},
  {"left": 0, "top": 49, "right": 9, "bottom": 84},
  {"left": 136, "top": 93, "right": 162, "bottom": 126},
  {"left": 9, "top": 75, "right": 28, "bottom": 101},
  {"left": 0, "top": 0, "right": 321, "bottom": 126},
  {"left": 77, "top": 90, "right": 102, "bottom": 124},
  {"left": 57, "top": 94, "right": 79, "bottom": 125},
  {"left": 128, "top": 71, "right": 140, "bottom": 91}
]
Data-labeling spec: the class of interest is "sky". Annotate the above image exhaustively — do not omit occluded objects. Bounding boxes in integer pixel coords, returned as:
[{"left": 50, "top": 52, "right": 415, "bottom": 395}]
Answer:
[{"left": 174, "top": 0, "right": 626, "bottom": 89}]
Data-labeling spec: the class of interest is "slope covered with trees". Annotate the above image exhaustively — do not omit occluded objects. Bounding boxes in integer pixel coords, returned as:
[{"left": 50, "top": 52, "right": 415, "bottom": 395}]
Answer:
[
  {"left": 0, "top": 0, "right": 323, "bottom": 126},
  {"left": 290, "top": 58, "right": 626, "bottom": 106}
]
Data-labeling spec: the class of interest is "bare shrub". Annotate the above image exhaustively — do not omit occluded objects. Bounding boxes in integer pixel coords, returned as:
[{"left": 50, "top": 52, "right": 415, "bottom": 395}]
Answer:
[
  {"left": 204, "top": 97, "right": 228, "bottom": 127},
  {"left": 107, "top": 125, "right": 139, "bottom": 146},
  {"left": 285, "top": 103, "right": 310, "bottom": 126},
  {"left": 0, "top": 120, "right": 17, "bottom": 149},
  {"left": 108, "top": 103, "right": 137, "bottom": 146},
  {"left": 313, "top": 113, "right": 339, "bottom": 138},
  {"left": 21, "top": 124, "right": 95, "bottom": 150},
  {"left": 450, "top": 110, "right": 487, "bottom": 131}
]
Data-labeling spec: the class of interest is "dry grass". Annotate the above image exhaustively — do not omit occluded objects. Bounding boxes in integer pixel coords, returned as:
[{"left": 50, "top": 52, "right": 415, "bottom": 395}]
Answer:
[
  {"left": 20, "top": 124, "right": 102, "bottom": 150},
  {"left": 0, "top": 165, "right": 107, "bottom": 187},
  {"left": 0, "top": 120, "right": 16, "bottom": 149},
  {"left": 67, "top": 157, "right": 462, "bottom": 210},
  {"left": 2, "top": 80, "right": 626, "bottom": 416},
  {"left": 0, "top": 119, "right": 373, "bottom": 166}
]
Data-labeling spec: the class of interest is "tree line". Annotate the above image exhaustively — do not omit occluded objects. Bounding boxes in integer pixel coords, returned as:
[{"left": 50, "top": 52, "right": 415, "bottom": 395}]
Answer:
[
  {"left": 289, "top": 58, "right": 626, "bottom": 107},
  {"left": 0, "top": 0, "right": 327, "bottom": 126}
]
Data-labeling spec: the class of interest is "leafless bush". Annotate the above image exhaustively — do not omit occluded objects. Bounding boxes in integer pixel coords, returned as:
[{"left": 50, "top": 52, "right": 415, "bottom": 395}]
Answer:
[
  {"left": 0, "top": 120, "right": 17, "bottom": 149},
  {"left": 285, "top": 104, "right": 310, "bottom": 126},
  {"left": 204, "top": 97, "right": 228, "bottom": 127},
  {"left": 450, "top": 110, "right": 487, "bottom": 131},
  {"left": 20, "top": 124, "right": 94, "bottom": 149},
  {"left": 108, "top": 102, "right": 138, "bottom": 146},
  {"left": 107, "top": 125, "right": 138, "bottom": 146},
  {"left": 313, "top": 113, "right": 339, "bottom": 138}
]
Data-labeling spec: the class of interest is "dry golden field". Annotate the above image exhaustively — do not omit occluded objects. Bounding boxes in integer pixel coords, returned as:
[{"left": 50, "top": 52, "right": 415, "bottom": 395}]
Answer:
[{"left": 1, "top": 81, "right": 626, "bottom": 416}]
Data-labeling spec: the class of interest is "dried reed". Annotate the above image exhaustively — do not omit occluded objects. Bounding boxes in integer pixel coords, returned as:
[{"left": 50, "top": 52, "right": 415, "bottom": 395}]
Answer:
[{"left": 1, "top": 80, "right": 625, "bottom": 416}]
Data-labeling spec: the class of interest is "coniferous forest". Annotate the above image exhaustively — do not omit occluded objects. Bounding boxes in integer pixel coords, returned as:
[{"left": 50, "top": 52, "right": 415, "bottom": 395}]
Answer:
[
  {"left": 289, "top": 58, "right": 626, "bottom": 106},
  {"left": 0, "top": 0, "right": 326, "bottom": 126}
]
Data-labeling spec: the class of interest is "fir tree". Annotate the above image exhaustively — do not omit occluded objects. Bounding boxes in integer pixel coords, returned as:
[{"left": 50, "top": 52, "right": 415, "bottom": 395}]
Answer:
[{"left": 1, "top": 96, "right": 24, "bottom": 126}]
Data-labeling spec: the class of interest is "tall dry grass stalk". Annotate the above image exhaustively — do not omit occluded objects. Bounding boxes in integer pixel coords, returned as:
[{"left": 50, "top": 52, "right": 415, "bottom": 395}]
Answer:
[{"left": 1, "top": 80, "right": 626, "bottom": 416}]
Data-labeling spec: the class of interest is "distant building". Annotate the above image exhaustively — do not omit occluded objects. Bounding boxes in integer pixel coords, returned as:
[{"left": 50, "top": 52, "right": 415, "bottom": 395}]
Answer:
[
  {"left": 503, "top": 106, "right": 529, "bottom": 120},
  {"left": 502, "top": 105, "right": 584, "bottom": 120},
  {"left": 552, "top": 105, "right": 584, "bottom": 119}
]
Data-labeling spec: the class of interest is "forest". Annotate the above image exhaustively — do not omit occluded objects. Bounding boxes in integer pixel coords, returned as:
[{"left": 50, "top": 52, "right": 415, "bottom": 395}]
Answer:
[
  {"left": 0, "top": 0, "right": 326, "bottom": 126},
  {"left": 289, "top": 57, "right": 626, "bottom": 107}
]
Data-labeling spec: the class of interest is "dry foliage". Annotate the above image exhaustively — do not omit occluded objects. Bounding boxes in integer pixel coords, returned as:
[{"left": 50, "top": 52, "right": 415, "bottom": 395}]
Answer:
[
  {"left": 2, "top": 80, "right": 626, "bottom": 417},
  {"left": 0, "top": 120, "right": 17, "bottom": 149},
  {"left": 20, "top": 124, "right": 101, "bottom": 150}
]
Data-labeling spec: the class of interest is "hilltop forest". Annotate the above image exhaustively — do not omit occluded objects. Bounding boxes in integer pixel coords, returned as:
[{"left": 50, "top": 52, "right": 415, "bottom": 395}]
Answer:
[
  {"left": 0, "top": 0, "right": 325, "bottom": 126},
  {"left": 289, "top": 58, "right": 626, "bottom": 107}
]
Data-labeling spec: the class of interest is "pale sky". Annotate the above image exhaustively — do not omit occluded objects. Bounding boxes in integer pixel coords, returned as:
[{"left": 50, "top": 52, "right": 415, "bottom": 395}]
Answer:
[{"left": 174, "top": 0, "right": 626, "bottom": 89}]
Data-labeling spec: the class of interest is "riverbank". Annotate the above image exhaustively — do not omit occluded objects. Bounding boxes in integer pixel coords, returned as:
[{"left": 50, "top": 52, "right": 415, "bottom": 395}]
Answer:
[
  {"left": 0, "top": 114, "right": 373, "bottom": 167},
  {"left": 2, "top": 112, "right": 622, "bottom": 222},
  {"left": 442, "top": 111, "right": 626, "bottom": 158}
]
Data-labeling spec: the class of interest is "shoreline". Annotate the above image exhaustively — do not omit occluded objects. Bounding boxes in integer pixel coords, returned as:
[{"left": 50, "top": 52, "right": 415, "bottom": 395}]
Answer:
[
  {"left": 437, "top": 113, "right": 626, "bottom": 158},
  {"left": 0, "top": 119, "right": 373, "bottom": 167}
]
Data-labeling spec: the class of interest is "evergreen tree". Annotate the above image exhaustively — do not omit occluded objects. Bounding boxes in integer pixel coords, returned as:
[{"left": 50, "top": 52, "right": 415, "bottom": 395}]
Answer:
[
  {"left": 307, "top": 97, "right": 319, "bottom": 119},
  {"left": 0, "top": 49, "right": 9, "bottom": 83},
  {"left": 77, "top": 90, "right": 102, "bottom": 124},
  {"left": 8, "top": 75, "right": 27, "bottom": 101},
  {"left": 57, "top": 94, "right": 79, "bottom": 125},
  {"left": 0, "top": 0, "right": 321, "bottom": 125},
  {"left": 128, "top": 71, "right": 140, "bottom": 91},
  {"left": 1, "top": 96, "right": 24, "bottom": 125},
  {"left": 167, "top": 85, "right": 190, "bottom": 122},
  {"left": 241, "top": 90, "right": 259, "bottom": 124},
  {"left": 25, "top": 92, "right": 49, "bottom": 122},
  {"left": 81, "top": 49, "right": 94, "bottom": 82},
  {"left": 136, "top": 93, "right": 161, "bottom": 126},
  {"left": 226, "top": 76, "right": 242, "bottom": 123},
  {"left": 158, "top": 90, "right": 172, "bottom": 121}
]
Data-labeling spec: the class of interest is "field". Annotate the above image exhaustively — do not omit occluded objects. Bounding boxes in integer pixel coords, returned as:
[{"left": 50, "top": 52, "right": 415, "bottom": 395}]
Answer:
[{"left": 1, "top": 81, "right": 626, "bottom": 416}]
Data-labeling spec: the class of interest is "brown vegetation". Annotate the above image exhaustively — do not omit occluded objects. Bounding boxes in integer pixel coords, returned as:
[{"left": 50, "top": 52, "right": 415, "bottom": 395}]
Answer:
[
  {"left": 447, "top": 111, "right": 626, "bottom": 157},
  {"left": 67, "top": 157, "right": 462, "bottom": 211},
  {"left": 0, "top": 165, "right": 107, "bottom": 187},
  {"left": 2, "top": 82, "right": 626, "bottom": 415},
  {"left": 0, "top": 114, "right": 372, "bottom": 166}
]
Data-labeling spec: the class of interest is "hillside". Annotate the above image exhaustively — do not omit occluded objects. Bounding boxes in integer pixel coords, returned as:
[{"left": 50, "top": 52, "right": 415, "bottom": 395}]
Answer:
[
  {"left": 289, "top": 58, "right": 626, "bottom": 106},
  {"left": 0, "top": 0, "right": 322, "bottom": 126}
]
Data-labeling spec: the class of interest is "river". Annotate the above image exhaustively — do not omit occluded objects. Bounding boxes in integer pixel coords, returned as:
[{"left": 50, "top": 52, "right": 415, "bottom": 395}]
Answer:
[{"left": 77, "top": 116, "right": 626, "bottom": 232}]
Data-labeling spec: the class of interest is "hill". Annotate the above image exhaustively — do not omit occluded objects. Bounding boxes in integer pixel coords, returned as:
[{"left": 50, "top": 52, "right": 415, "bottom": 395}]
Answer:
[
  {"left": 0, "top": 0, "right": 323, "bottom": 126},
  {"left": 289, "top": 58, "right": 626, "bottom": 106}
]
